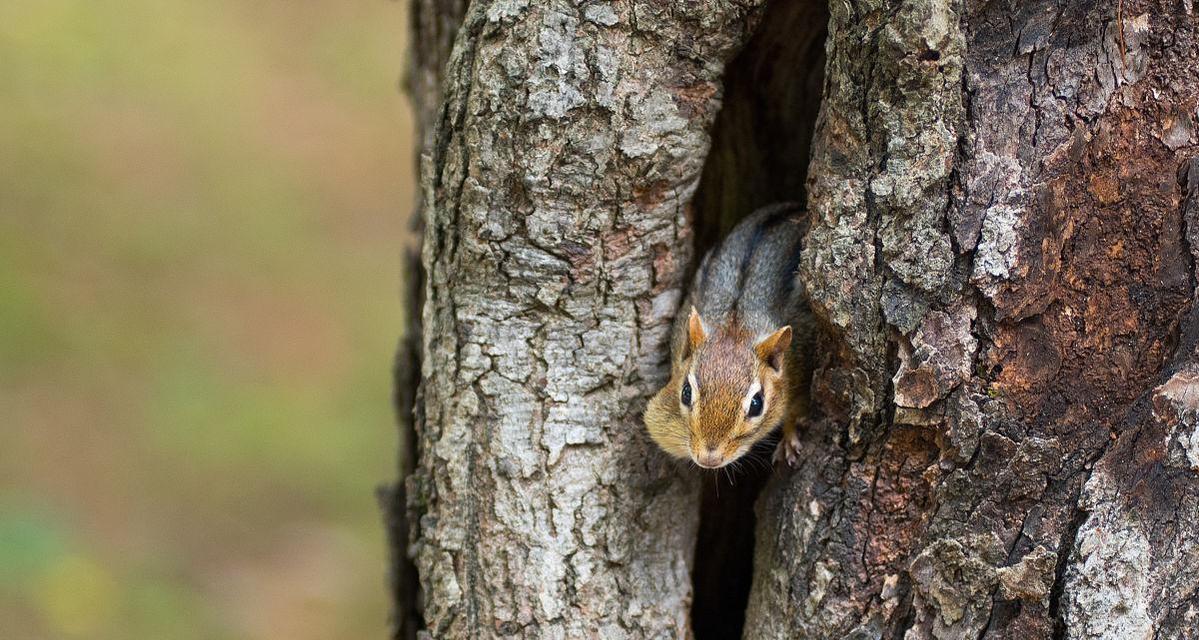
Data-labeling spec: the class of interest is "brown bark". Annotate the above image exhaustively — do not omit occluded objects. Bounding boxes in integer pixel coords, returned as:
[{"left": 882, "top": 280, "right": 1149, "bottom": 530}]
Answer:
[{"left": 746, "top": 1, "right": 1199, "bottom": 638}]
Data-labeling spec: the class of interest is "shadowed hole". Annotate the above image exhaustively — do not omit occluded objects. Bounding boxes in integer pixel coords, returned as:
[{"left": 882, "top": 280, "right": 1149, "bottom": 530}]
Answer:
[{"left": 688, "top": 0, "right": 828, "bottom": 637}]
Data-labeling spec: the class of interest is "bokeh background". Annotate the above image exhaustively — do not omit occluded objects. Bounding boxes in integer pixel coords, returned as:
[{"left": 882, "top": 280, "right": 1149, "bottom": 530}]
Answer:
[{"left": 1, "top": 2, "right": 413, "bottom": 638}]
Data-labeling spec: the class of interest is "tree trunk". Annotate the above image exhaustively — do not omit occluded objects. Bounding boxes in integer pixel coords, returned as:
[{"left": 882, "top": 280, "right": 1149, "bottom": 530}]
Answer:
[
  {"left": 390, "top": 0, "right": 1199, "bottom": 638},
  {"left": 400, "top": 1, "right": 765, "bottom": 637},
  {"left": 382, "top": 2, "right": 467, "bottom": 639},
  {"left": 746, "top": 0, "right": 1199, "bottom": 638}
]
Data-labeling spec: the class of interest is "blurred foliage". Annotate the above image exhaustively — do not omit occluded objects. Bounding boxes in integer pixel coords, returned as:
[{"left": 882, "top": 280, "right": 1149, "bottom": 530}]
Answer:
[{"left": 0, "top": 1, "right": 413, "bottom": 638}]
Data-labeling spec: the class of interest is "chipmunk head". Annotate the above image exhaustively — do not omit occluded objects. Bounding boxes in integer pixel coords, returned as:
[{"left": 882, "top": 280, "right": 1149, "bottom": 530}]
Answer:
[{"left": 645, "top": 307, "right": 792, "bottom": 468}]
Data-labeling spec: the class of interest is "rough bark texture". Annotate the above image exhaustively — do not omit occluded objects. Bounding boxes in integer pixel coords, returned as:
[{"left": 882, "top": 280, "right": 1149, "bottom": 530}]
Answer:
[
  {"left": 404, "top": 2, "right": 765, "bottom": 637},
  {"left": 746, "top": 0, "right": 1199, "bottom": 638},
  {"left": 384, "top": 2, "right": 468, "bottom": 639}
]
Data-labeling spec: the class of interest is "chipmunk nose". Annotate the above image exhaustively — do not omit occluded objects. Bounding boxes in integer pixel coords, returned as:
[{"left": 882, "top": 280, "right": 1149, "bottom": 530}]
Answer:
[{"left": 695, "top": 447, "right": 724, "bottom": 469}]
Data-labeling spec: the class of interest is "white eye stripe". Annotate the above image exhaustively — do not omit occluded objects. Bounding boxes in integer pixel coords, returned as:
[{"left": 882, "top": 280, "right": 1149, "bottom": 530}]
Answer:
[
  {"left": 680, "top": 371, "right": 700, "bottom": 410},
  {"left": 742, "top": 380, "right": 762, "bottom": 414}
]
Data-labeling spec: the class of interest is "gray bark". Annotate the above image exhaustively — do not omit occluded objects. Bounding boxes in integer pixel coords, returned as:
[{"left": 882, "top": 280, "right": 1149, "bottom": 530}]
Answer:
[
  {"left": 403, "top": 2, "right": 764, "bottom": 637},
  {"left": 384, "top": 2, "right": 467, "bottom": 639},
  {"left": 392, "top": 0, "right": 1199, "bottom": 638}
]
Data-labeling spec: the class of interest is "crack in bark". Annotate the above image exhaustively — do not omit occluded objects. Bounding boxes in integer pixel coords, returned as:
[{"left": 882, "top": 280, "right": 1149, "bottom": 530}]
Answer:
[{"left": 1048, "top": 492, "right": 1091, "bottom": 640}]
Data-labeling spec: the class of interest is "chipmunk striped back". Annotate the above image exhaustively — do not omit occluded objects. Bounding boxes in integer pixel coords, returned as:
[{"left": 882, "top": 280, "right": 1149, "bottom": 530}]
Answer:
[{"left": 646, "top": 203, "right": 812, "bottom": 469}]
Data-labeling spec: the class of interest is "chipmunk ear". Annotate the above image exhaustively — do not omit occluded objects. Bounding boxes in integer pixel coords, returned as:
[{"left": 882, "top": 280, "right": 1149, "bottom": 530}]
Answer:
[
  {"left": 755, "top": 325, "right": 792, "bottom": 372},
  {"left": 685, "top": 306, "right": 707, "bottom": 356}
]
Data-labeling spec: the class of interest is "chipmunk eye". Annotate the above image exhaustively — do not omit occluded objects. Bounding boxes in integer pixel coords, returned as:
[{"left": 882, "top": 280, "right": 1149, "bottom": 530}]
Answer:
[
  {"left": 747, "top": 391, "right": 764, "bottom": 418},
  {"left": 681, "top": 380, "right": 692, "bottom": 408}
]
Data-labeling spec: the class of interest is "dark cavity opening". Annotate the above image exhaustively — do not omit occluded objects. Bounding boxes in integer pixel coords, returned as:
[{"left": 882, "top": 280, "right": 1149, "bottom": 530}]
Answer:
[{"left": 688, "top": 0, "right": 828, "bottom": 637}]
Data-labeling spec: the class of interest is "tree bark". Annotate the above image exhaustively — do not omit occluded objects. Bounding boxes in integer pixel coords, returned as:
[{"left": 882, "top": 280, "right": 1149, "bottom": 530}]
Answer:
[
  {"left": 383, "top": 2, "right": 467, "bottom": 639},
  {"left": 392, "top": 0, "right": 1199, "bottom": 638},
  {"left": 746, "top": 0, "right": 1199, "bottom": 638},
  {"left": 403, "top": 2, "right": 765, "bottom": 637}
]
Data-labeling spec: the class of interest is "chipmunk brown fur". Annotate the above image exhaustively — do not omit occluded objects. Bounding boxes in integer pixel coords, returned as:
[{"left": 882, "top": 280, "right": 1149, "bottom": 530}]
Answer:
[{"left": 645, "top": 204, "right": 812, "bottom": 468}]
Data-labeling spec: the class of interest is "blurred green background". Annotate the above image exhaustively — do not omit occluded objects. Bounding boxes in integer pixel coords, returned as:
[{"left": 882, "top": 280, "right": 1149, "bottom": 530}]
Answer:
[{"left": 0, "top": 1, "right": 413, "bottom": 638}]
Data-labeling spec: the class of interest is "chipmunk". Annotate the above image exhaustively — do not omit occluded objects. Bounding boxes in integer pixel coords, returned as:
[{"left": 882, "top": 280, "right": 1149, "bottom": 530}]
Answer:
[{"left": 645, "top": 203, "right": 812, "bottom": 468}]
